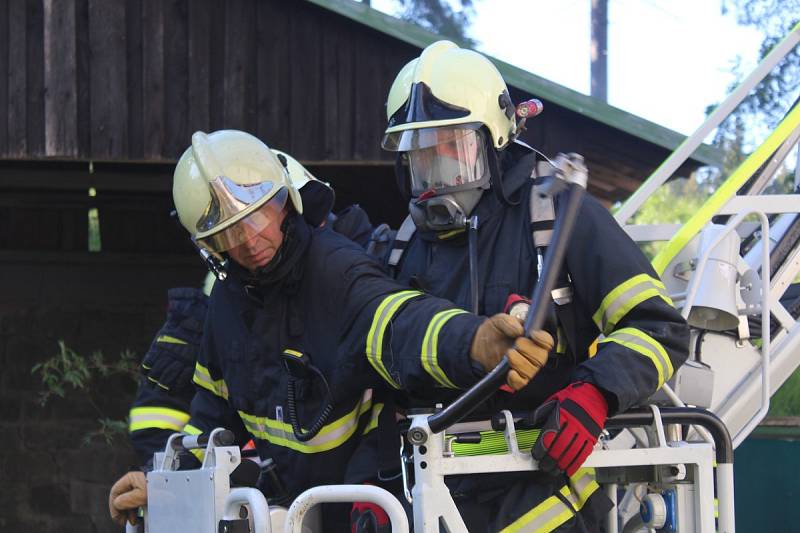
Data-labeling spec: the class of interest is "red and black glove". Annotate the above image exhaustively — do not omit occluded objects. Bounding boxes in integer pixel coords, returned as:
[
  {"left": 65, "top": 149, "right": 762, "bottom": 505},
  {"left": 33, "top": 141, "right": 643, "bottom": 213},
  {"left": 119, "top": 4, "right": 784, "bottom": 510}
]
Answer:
[
  {"left": 531, "top": 382, "right": 608, "bottom": 476},
  {"left": 351, "top": 500, "right": 390, "bottom": 533}
]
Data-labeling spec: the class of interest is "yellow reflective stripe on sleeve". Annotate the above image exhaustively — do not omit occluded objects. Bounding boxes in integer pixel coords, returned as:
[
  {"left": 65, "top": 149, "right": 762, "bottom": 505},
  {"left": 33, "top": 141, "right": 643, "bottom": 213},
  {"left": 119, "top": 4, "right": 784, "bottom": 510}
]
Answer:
[
  {"left": 592, "top": 274, "right": 672, "bottom": 335},
  {"left": 129, "top": 406, "right": 190, "bottom": 432},
  {"left": 600, "top": 327, "right": 674, "bottom": 388},
  {"left": 183, "top": 423, "right": 205, "bottom": 461},
  {"left": 422, "top": 308, "right": 467, "bottom": 388},
  {"left": 366, "top": 290, "right": 423, "bottom": 389},
  {"left": 156, "top": 334, "right": 188, "bottom": 345},
  {"left": 362, "top": 402, "right": 384, "bottom": 435},
  {"left": 193, "top": 363, "right": 229, "bottom": 400},
  {"left": 501, "top": 468, "right": 599, "bottom": 533},
  {"left": 239, "top": 390, "right": 375, "bottom": 454}
]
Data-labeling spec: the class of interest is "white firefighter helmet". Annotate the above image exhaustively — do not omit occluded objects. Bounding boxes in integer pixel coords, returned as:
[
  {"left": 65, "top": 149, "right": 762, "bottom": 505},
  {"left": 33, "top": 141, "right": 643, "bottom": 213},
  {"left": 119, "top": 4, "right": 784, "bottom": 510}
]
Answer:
[
  {"left": 382, "top": 41, "right": 517, "bottom": 203},
  {"left": 382, "top": 40, "right": 517, "bottom": 152},
  {"left": 173, "top": 130, "right": 303, "bottom": 254}
]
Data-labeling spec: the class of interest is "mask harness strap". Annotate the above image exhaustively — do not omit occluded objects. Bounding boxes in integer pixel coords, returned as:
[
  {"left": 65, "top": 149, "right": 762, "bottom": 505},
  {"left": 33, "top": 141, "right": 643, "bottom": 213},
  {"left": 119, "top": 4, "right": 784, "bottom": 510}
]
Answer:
[
  {"left": 468, "top": 215, "right": 480, "bottom": 314},
  {"left": 387, "top": 215, "right": 417, "bottom": 277},
  {"left": 488, "top": 139, "right": 520, "bottom": 208}
]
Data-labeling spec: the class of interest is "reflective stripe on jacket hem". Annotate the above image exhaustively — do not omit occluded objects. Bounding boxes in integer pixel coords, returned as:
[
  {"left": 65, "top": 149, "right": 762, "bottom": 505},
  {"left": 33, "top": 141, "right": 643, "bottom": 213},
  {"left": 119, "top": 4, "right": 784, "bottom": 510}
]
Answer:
[{"left": 239, "top": 390, "right": 376, "bottom": 454}]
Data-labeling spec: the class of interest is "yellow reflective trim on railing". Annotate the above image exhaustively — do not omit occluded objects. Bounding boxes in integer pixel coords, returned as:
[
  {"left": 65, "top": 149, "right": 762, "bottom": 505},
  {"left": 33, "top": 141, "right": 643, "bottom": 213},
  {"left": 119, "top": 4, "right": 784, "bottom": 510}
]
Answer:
[
  {"left": 366, "top": 290, "right": 423, "bottom": 389},
  {"left": 156, "top": 334, "right": 188, "bottom": 345},
  {"left": 652, "top": 102, "right": 800, "bottom": 275},
  {"left": 422, "top": 308, "right": 467, "bottom": 388},
  {"left": 192, "top": 363, "right": 229, "bottom": 400},
  {"left": 239, "top": 390, "right": 375, "bottom": 454},
  {"left": 129, "top": 406, "right": 190, "bottom": 432}
]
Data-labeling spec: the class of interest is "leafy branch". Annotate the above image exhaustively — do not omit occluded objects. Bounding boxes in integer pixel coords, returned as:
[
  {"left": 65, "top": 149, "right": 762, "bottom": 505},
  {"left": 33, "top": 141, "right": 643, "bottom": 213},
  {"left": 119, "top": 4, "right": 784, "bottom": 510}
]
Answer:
[{"left": 32, "top": 340, "right": 139, "bottom": 445}]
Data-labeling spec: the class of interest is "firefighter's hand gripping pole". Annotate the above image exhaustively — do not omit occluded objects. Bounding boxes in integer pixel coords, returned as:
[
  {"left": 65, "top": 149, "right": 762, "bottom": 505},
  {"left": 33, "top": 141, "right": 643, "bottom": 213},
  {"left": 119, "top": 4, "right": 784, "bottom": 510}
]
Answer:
[{"left": 417, "top": 154, "right": 588, "bottom": 441}]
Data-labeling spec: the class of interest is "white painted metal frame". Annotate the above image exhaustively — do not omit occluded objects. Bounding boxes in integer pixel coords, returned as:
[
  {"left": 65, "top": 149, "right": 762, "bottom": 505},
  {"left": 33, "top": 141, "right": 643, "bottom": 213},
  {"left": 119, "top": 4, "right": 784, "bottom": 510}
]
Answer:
[{"left": 405, "top": 410, "right": 721, "bottom": 533}]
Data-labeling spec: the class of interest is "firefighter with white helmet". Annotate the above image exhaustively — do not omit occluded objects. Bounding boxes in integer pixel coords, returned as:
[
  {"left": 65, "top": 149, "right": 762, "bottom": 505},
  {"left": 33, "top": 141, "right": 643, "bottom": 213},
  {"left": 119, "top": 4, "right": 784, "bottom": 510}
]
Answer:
[
  {"left": 371, "top": 41, "right": 690, "bottom": 531},
  {"left": 125, "top": 149, "right": 346, "bottom": 466},
  {"left": 108, "top": 129, "right": 553, "bottom": 529}
]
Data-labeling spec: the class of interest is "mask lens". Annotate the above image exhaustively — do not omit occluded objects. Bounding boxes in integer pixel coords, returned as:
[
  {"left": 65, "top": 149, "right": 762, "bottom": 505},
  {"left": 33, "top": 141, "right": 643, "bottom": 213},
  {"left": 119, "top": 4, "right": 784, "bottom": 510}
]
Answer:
[{"left": 407, "top": 128, "right": 488, "bottom": 196}]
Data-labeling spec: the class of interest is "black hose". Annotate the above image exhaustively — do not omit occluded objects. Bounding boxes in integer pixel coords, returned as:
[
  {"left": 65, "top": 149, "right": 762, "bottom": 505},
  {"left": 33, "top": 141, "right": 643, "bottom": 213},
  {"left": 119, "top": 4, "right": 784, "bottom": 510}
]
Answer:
[{"left": 606, "top": 407, "right": 733, "bottom": 464}]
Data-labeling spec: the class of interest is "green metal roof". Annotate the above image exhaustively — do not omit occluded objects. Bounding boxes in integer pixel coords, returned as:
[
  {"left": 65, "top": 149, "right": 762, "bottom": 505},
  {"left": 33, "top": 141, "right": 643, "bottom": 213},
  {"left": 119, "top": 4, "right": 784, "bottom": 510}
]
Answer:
[{"left": 305, "top": 0, "right": 722, "bottom": 167}]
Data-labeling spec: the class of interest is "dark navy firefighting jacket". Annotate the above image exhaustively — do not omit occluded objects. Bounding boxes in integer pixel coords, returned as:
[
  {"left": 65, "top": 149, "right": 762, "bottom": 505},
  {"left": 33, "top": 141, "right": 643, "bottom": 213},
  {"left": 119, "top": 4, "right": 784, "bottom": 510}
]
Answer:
[
  {"left": 393, "top": 145, "right": 689, "bottom": 415},
  {"left": 128, "top": 206, "right": 381, "bottom": 465},
  {"left": 185, "top": 225, "right": 486, "bottom": 503},
  {"left": 380, "top": 144, "right": 690, "bottom": 531},
  {"left": 128, "top": 287, "right": 208, "bottom": 464}
]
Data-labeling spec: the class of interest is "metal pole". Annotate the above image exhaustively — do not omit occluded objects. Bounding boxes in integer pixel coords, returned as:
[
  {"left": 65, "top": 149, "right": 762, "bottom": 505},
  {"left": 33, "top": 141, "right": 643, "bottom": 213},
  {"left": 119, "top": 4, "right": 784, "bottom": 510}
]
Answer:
[
  {"left": 604, "top": 483, "right": 618, "bottom": 533},
  {"left": 285, "top": 485, "right": 409, "bottom": 533},
  {"left": 716, "top": 463, "right": 736, "bottom": 533}
]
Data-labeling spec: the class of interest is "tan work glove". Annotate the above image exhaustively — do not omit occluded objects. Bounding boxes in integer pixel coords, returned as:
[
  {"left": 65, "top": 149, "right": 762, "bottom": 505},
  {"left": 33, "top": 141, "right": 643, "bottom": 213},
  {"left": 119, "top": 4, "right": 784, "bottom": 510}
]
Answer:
[
  {"left": 108, "top": 471, "right": 147, "bottom": 527},
  {"left": 470, "top": 314, "right": 553, "bottom": 391}
]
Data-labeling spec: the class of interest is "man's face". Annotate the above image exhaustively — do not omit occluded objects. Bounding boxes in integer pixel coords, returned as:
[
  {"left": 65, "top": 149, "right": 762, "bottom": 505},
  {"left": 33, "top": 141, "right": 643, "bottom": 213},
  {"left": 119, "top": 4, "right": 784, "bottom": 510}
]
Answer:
[{"left": 227, "top": 206, "right": 288, "bottom": 271}]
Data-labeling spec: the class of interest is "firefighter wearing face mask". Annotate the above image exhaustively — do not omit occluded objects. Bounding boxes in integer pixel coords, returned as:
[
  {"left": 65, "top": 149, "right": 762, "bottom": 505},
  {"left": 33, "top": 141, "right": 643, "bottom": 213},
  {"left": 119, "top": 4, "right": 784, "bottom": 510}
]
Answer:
[
  {"left": 108, "top": 129, "right": 553, "bottom": 529},
  {"left": 372, "top": 41, "right": 690, "bottom": 531}
]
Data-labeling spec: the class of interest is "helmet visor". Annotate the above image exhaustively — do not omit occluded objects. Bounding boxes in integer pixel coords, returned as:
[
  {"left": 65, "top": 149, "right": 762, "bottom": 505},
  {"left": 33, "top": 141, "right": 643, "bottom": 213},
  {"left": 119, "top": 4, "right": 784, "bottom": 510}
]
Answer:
[
  {"left": 382, "top": 123, "right": 481, "bottom": 152},
  {"left": 197, "top": 187, "right": 288, "bottom": 253},
  {"left": 405, "top": 128, "right": 489, "bottom": 196}
]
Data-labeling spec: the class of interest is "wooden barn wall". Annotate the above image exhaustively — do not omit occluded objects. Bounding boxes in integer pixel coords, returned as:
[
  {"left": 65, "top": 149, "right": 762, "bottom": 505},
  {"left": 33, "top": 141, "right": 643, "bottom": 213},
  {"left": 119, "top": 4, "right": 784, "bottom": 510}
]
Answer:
[
  {"left": 0, "top": 0, "right": 418, "bottom": 163},
  {"left": 0, "top": 0, "right": 683, "bottom": 205}
]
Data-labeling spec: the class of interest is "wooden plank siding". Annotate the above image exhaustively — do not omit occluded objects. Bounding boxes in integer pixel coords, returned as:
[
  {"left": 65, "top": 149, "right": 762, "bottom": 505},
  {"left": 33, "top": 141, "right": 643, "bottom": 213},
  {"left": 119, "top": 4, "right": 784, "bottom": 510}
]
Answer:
[
  {"left": 0, "top": 0, "right": 703, "bottom": 205},
  {"left": 44, "top": 0, "right": 78, "bottom": 157}
]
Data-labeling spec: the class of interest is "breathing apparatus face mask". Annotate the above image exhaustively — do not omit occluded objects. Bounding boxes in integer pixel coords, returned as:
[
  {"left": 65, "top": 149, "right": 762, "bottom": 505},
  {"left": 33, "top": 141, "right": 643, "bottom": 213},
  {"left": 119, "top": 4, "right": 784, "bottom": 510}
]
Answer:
[{"left": 402, "top": 126, "right": 490, "bottom": 232}]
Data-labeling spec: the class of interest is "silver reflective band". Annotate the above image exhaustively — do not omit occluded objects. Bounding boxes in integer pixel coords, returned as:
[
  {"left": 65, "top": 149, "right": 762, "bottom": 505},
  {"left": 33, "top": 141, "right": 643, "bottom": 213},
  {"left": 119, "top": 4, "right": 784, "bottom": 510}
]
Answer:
[
  {"left": 197, "top": 175, "right": 276, "bottom": 233},
  {"left": 197, "top": 188, "right": 288, "bottom": 253}
]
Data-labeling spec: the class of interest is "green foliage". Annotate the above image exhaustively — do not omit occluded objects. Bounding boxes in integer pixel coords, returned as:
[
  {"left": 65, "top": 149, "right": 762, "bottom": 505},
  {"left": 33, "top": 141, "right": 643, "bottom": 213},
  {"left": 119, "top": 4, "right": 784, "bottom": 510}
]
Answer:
[
  {"left": 715, "top": 0, "right": 800, "bottom": 151},
  {"left": 31, "top": 340, "right": 138, "bottom": 445},
  {"left": 394, "top": 0, "right": 477, "bottom": 46},
  {"left": 769, "top": 367, "right": 800, "bottom": 416}
]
